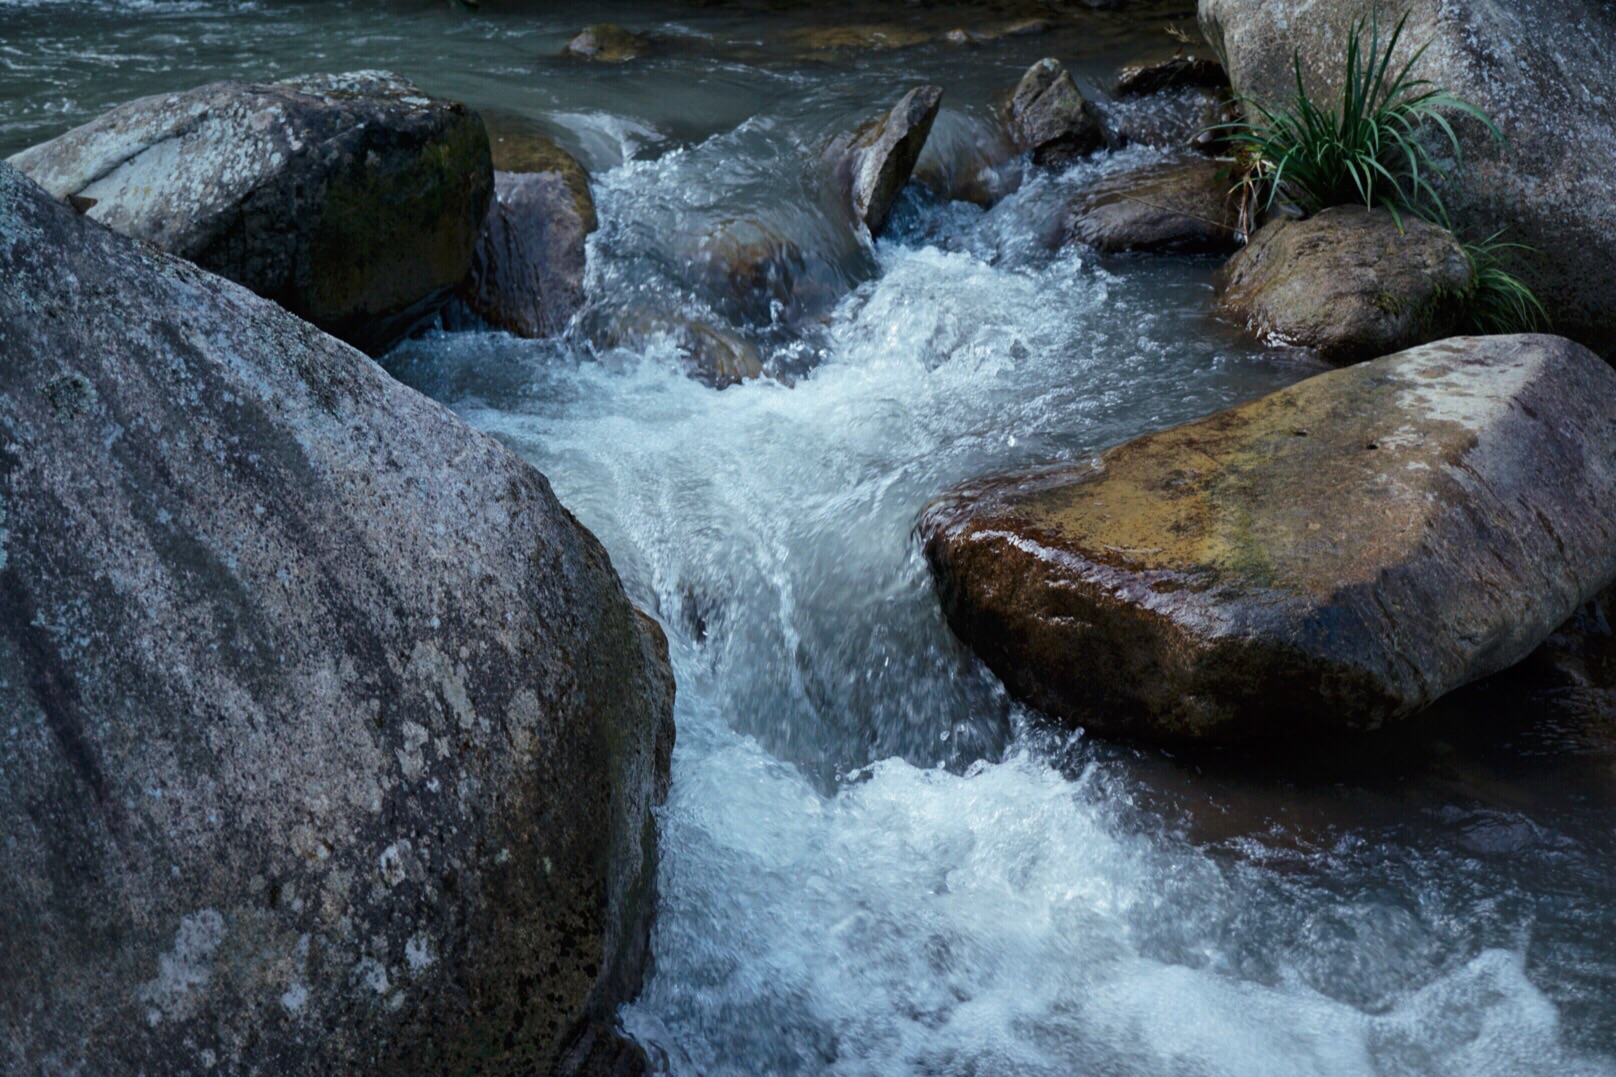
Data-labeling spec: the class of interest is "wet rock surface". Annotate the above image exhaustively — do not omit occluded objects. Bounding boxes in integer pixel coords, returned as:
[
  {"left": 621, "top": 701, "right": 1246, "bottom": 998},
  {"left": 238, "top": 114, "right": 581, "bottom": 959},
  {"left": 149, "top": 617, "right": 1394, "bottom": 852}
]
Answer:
[
  {"left": 826, "top": 84, "right": 942, "bottom": 236},
  {"left": 1218, "top": 205, "right": 1473, "bottom": 364},
  {"left": 588, "top": 304, "right": 764, "bottom": 389},
  {"left": 0, "top": 164, "right": 673, "bottom": 1074},
  {"left": 1066, "top": 157, "right": 1239, "bottom": 253},
  {"left": 1114, "top": 53, "right": 1229, "bottom": 96},
  {"left": 1201, "top": 0, "right": 1616, "bottom": 354},
  {"left": 1006, "top": 58, "right": 1105, "bottom": 168},
  {"left": 452, "top": 158, "right": 596, "bottom": 338},
  {"left": 923, "top": 334, "right": 1616, "bottom": 743},
  {"left": 6, "top": 71, "right": 493, "bottom": 355},
  {"left": 566, "top": 23, "right": 649, "bottom": 62}
]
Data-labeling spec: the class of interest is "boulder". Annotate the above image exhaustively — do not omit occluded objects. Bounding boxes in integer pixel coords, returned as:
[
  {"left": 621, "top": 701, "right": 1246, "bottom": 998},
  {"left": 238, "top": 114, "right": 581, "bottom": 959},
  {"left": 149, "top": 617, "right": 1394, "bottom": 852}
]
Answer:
[
  {"left": 1114, "top": 54, "right": 1230, "bottom": 96},
  {"left": 1066, "top": 158, "right": 1240, "bottom": 254},
  {"left": 565, "top": 24, "right": 648, "bottom": 62},
  {"left": 1200, "top": 0, "right": 1616, "bottom": 354},
  {"left": 6, "top": 72, "right": 493, "bottom": 356},
  {"left": 923, "top": 334, "right": 1616, "bottom": 743},
  {"left": 1217, "top": 205, "right": 1473, "bottom": 363},
  {"left": 1005, "top": 59, "right": 1105, "bottom": 168},
  {"left": 453, "top": 161, "right": 596, "bottom": 338},
  {"left": 0, "top": 163, "right": 673, "bottom": 1073},
  {"left": 826, "top": 85, "right": 943, "bottom": 236}
]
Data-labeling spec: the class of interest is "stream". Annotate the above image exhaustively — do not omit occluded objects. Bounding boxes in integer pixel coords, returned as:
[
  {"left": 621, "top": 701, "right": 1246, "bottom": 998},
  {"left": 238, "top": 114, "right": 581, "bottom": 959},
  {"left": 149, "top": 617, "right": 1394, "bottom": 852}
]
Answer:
[{"left": 4, "top": 1, "right": 1613, "bottom": 1073}]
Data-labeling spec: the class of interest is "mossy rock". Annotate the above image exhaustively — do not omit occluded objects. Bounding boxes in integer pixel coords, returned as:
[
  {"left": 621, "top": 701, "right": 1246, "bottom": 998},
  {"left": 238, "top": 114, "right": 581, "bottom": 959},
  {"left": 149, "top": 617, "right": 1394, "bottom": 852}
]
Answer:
[
  {"left": 923, "top": 334, "right": 1616, "bottom": 743},
  {"left": 564, "top": 23, "right": 649, "bottom": 63},
  {"left": 1218, "top": 205, "right": 1473, "bottom": 364}
]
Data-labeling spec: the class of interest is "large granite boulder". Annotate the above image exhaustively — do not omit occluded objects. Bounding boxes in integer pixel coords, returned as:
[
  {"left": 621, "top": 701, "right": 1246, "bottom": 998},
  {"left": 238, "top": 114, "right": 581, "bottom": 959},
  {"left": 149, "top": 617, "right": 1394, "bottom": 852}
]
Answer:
[
  {"left": 1200, "top": 0, "right": 1616, "bottom": 354},
  {"left": 826, "top": 85, "right": 943, "bottom": 236},
  {"left": 1217, "top": 205, "right": 1473, "bottom": 364},
  {"left": 1066, "top": 158, "right": 1241, "bottom": 254},
  {"left": 6, "top": 71, "right": 493, "bottom": 355},
  {"left": 923, "top": 335, "right": 1616, "bottom": 743},
  {"left": 452, "top": 154, "right": 596, "bottom": 338},
  {"left": 0, "top": 163, "right": 672, "bottom": 1073},
  {"left": 1005, "top": 59, "right": 1105, "bottom": 168}
]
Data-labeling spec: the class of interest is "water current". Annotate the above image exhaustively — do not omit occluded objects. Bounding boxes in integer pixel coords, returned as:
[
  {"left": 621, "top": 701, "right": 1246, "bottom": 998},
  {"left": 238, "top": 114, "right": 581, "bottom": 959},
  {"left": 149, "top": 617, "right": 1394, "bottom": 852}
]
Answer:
[{"left": 3, "top": 2, "right": 1613, "bottom": 1073}]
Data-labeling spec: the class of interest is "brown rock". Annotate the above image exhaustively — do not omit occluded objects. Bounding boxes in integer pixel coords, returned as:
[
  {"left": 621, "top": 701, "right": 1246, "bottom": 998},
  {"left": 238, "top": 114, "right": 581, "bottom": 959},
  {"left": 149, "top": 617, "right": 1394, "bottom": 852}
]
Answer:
[
  {"left": 1067, "top": 158, "right": 1240, "bottom": 254},
  {"left": 1218, "top": 205, "right": 1474, "bottom": 364},
  {"left": 826, "top": 85, "right": 943, "bottom": 236},
  {"left": 923, "top": 334, "right": 1616, "bottom": 743}
]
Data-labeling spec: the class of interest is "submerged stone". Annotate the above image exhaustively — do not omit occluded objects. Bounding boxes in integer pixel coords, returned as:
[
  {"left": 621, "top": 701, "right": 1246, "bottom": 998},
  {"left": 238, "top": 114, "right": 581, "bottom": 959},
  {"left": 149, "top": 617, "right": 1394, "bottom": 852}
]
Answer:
[
  {"left": 1218, "top": 205, "right": 1473, "bottom": 364},
  {"left": 923, "top": 335, "right": 1616, "bottom": 743},
  {"left": 7, "top": 71, "right": 493, "bottom": 355},
  {"left": 1114, "top": 54, "right": 1230, "bottom": 96},
  {"left": 565, "top": 23, "right": 648, "bottom": 62},
  {"left": 0, "top": 162, "right": 673, "bottom": 1073},
  {"left": 826, "top": 85, "right": 943, "bottom": 236},
  {"left": 1066, "top": 158, "right": 1240, "bottom": 254}
]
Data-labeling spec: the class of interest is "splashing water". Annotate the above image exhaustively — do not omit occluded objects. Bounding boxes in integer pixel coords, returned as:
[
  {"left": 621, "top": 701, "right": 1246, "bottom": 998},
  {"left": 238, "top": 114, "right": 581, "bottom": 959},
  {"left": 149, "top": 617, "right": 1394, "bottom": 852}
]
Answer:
[{"left": 6, "top": 3, "right": 1615, "bottom": 1072}]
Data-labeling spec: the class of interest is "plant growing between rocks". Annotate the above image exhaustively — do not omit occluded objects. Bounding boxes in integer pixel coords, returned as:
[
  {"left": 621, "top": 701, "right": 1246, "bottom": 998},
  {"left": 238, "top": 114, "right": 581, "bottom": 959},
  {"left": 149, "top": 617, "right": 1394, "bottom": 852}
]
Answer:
[{"left": 1216, "top": 11, "right": 1546, "bottom": 334}]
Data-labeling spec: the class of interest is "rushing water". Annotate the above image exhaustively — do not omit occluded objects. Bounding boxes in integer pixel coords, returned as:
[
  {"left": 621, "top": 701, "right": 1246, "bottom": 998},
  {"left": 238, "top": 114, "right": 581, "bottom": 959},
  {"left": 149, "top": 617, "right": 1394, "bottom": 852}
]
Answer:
[{"left": 4, "top": 2, "right": 1614, "bottom": 1073}]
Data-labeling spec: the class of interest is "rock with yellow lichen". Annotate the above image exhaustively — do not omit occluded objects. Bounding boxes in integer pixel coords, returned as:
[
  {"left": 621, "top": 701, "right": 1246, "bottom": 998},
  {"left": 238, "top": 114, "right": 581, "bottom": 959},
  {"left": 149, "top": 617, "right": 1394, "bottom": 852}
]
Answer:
[{"left": 922, "top": 334, "right": 1616, "bottom": 743}]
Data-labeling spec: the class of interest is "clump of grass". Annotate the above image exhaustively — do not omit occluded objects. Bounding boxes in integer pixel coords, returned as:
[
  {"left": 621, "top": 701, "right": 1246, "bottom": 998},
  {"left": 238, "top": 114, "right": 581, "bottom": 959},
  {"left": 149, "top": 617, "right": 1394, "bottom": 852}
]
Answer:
[
  {"left": 1463, "top": 234, "right": 1549, "bottom": 334},
  {"left": 1223, "top": 12, "right": 1497, "bottom": 227},
  {"left": 1218, "top": 12, "right": 1549, "bottom": 334}
]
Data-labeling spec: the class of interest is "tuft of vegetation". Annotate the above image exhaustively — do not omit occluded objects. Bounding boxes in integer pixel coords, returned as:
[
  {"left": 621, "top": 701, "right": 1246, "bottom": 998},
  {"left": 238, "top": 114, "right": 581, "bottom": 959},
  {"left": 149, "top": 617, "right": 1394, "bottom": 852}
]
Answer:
[
  {"left": 1217, "top": 12, "right": 1548, "bottom": 334},
  {"left": 1462, "top": 234, "right": 1549, "bottom": 335}
]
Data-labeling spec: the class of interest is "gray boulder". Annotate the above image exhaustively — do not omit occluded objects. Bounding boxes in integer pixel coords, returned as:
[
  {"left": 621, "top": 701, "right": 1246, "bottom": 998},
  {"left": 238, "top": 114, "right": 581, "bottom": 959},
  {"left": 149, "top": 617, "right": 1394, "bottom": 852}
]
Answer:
[
  {"left": 923, "top": 334, "right": 1616, "bottom": 743},
  {"left": 1005, "top": 59, "right": 1104, "bottom": 168},
  {"left": 1218, "top": 205, "right": 1473, "bottom": 363},
  {"left": 6, "top": 71, "right": 493, "bottom": 355},
  {"left": 1200, "top": 0, "right": 1616, "bottom": 354},
  {"left": 826, "top": 85, "right": 943, "bottom": 236},
  {"left": 1067, "top": 158, "right": 1240, "bottom": 254},
  {"left": 0, "top": 163, "right": 672, "bottom": 1074}
]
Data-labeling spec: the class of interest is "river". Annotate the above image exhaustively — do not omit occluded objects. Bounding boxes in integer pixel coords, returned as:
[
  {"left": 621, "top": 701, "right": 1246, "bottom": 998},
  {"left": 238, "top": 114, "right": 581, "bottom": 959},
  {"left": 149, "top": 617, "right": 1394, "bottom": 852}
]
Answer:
[{"left": 3, "top": 1, "right": 1612, "bottom": 1072}]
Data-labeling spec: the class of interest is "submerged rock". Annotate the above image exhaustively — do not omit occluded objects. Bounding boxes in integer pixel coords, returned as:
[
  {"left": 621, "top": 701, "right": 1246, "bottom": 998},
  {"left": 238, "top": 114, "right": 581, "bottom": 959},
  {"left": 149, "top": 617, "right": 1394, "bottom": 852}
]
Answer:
[
  {"left": 786, "top": 23, "right": 933, "bottom": 56},
  {"left": 453, "top": 157, "right": 596, "bottom": 338},
  {"left": 912, "top": 112, "right": 1023, "bottom": 209},
  {"left": 1114, "top": 54, "right": 1230, "bottom": 96},
  {"left": 565, "top": 23, "right": 648, "bottom": 62},
  {"left": 6, "top": 71, "right": 493, "bottom": 355},
  {"left": 1006, "top": 58, "right": 1104, "bottom": 168},
  {"left": 923, "top": 334, "right": 1616, "bottom": 743},
  {"left": 0, "top": 163, "right": 673, "bottom": 1073},
  {"left": 590, "top": 305, "right": 764, "bottom": 389},
  {"left": 1066, "top": 158, "right": 1240, "bottom": 254},
  {"left": 826, "top": 85, "right": 943, "bottom": 236},
  {"left": 1100, "top": 87, "right": 1228, "bottom": 154},
  {"left": 1218, "top": 205, "right": 1473, "bottom": 364},
  {"left": 1200, "top": 0, "right": 1616, "bottom": 353}
]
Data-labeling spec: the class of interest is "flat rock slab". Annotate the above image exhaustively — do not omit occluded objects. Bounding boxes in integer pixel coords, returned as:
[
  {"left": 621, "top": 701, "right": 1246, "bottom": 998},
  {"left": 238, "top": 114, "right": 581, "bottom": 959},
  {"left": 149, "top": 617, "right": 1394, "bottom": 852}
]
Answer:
[
  {"left": 1218, "top": 205, "right": 1473, "bottom": 364},
  {"left": 7, "top": 71, "right": 492, "bottom": 355},
  {"left": 0, "top": 163, "right": 672, "bottom": 1073},
  {"left": 923, "top": 335, "right": 1616, "bottom": 743},
  {"left": 827, "top": 85, "right": 942, "bottom": 236},
  {"left": 1067, "top": 158, "right": 1240, "bottom": 254}
]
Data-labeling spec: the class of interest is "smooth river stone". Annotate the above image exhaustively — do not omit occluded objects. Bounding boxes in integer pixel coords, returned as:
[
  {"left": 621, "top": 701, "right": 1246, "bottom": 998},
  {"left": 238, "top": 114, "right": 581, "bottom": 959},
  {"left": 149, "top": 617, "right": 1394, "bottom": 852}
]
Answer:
[{"left": 922, "top": 334, "right": 1616, "bottom": 743}]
